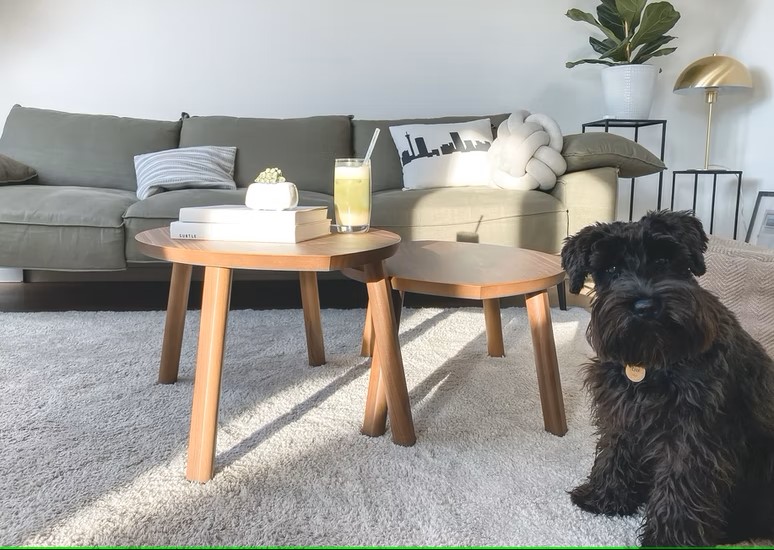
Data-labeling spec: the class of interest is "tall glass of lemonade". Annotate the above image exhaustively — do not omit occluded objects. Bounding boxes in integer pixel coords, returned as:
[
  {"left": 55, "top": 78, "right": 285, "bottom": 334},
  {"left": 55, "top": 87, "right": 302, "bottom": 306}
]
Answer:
[{"left": 334, "top": 158, "right": 371, "bottom": 233}]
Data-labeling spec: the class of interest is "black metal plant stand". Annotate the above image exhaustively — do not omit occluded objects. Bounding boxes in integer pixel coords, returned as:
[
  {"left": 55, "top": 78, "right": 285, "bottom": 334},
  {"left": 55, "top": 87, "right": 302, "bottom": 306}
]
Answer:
[
  {"left": 670, "top": 169, "right": 743, "bottom": 239},
  {"left": 582, "top": 119, "right": 667, "bottom": 221}
]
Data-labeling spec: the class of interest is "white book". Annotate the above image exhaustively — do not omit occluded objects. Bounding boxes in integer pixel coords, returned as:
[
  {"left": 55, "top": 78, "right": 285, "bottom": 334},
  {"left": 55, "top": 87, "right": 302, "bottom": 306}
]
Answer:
[
  {"left": 170, "top": 219, "right": 332, "bottom": 243},
  {"left": 179, "top": 204, "right": 328, "bottom": 225}
]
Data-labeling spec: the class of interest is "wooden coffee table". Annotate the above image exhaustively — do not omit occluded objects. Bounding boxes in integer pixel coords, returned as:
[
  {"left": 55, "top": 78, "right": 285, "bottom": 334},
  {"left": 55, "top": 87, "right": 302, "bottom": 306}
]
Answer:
[
  {"left": 346, "top": 240, "right": 568, "bottom": 437},
  {"left": 136, "top": 227, "right": 415, "bottom": 482}
]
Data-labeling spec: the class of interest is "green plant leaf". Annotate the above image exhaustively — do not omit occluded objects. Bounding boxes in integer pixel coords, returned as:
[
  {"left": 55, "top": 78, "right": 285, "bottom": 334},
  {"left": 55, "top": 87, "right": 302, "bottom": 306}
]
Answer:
[
  {"left": 566, "top": 1, "right": 679, "bottom": 68},
  {"left": 597, "top": 2, "right": 625, "bottom": 40},
  {"left": 629, "top": 2, "right": 680, "bottom": 51},
  {"left": 589, "top": 36, "right": 617, "bottom": 55},
  {"left": 566, "top": 9, "right": 621, "bottom": 42},
  {"left": 634, "top": 46, "right": 677, "bottom": 64},
  {"left": 599, "top": 38, "right": 633, "bottom": 62},
  {"left": 630, "top": 35, "right": 675, "bottom": 63},
  {"left": 566, "top": 58, "right": 619, "bottom": 68},
  {"left": 600, "top": 0, "right": 617, "bottom": 10},
  {"left": 615, "top": 0, "right": 647, "bottom": 30}
]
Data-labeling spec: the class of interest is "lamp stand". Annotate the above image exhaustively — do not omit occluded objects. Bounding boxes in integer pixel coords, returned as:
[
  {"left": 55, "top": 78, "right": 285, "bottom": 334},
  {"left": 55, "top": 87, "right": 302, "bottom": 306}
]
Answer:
[{"left": 703, "top": 88, "right": 718, "bottom": 170}]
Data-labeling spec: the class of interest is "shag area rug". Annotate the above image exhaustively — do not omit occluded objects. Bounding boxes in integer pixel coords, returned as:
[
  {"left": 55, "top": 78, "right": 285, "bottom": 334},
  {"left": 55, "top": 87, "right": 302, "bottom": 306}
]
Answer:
[{"left": 0, "top": 305, "right": 725, "bottom": 546}]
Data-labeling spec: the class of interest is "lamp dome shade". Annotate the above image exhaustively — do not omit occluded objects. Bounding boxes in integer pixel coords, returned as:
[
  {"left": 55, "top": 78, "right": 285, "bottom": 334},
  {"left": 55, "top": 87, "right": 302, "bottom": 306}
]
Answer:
[{"left": 673, "top": 54, "right": 753, "bottom": 94}]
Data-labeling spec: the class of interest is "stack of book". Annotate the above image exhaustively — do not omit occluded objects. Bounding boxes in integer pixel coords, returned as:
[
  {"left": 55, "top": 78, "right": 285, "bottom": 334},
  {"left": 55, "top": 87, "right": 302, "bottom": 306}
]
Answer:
[{"left": 170, "top": 205, "right": 331, "bottom": 243}]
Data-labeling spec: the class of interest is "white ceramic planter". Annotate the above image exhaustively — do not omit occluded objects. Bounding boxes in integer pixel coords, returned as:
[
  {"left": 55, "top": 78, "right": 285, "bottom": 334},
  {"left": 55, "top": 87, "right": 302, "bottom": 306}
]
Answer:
[
  {"left": 245, "top": 181, "right": 299, "bottom": 210},
  {"left": 601, "top": 64, "right": 659, "bottom": 119}
]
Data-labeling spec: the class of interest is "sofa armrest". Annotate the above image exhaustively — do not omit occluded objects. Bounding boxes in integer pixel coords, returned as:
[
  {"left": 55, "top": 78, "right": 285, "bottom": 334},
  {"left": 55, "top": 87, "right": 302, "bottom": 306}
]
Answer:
[{"left": 550, "top": 166, "right": 619, "bottom": 237}]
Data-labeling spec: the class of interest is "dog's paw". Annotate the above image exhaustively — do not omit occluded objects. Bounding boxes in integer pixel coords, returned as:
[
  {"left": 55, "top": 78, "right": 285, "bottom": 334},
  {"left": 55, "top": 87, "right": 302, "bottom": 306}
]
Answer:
[
  {"left": 570, "top": 482, "right": 640, "bottom": 517},
  {"left": 569, "top": 482, "right": 608, "bottom": 515}
]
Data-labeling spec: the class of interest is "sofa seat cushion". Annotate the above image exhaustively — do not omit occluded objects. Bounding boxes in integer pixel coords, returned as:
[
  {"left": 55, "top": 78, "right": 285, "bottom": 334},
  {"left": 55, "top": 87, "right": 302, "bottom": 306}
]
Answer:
[
  {"left": 179, "top": 114, "right": 352, "bottom": 194},
  {"left": 371, "top": 187, "right": 568, "bottom": 253},
  {"left": 123, "top": 188, "right": 334, "bottom": 262},
  {"left": 0, "top": 105, "right": 182, "bottom": 191},
  {"left": 0, "top": 185, "right": 136, "bottom": 270}
]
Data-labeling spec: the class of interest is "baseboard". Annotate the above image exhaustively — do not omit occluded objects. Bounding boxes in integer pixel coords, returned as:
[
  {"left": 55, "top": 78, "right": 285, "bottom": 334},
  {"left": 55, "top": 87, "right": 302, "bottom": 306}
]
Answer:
[{"left": 0, "top": 268, "right": 23, "bottom": 283}]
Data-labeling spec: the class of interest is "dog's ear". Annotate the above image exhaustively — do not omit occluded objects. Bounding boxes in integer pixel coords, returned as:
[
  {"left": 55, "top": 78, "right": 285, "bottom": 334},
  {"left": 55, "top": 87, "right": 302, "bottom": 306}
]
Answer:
[
  {"left": 561, "top": 224, "right": 610, "bottom": 294},
  {"left": 641, "top": 210, "right": 709, "bottom": 275}
]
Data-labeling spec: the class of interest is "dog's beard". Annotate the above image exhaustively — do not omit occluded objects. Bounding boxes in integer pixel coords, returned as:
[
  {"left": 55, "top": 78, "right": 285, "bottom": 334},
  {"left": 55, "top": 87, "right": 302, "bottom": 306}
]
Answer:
[{"left": 588, "top": 277, "right": 716, "bottom": 367}]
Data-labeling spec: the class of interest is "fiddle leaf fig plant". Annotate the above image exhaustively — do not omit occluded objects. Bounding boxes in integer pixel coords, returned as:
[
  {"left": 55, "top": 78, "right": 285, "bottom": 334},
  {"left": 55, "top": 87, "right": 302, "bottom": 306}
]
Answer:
[{"left": 566, "top": 0, "right": 680, "bottom": 68}]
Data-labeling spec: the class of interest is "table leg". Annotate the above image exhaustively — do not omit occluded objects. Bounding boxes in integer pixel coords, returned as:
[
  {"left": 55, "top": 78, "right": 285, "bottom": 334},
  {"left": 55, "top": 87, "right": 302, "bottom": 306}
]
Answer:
[
  {"left": 362, "top": 262, "right": 415, "bottom": 446},
  {"left": 186, "top": 265, "right": 232, "bottom": 483},
  {"left": 361, "top": 289, "right": 404, "bottom": 436},
  {"left": 360, "top": 302, "right": 374, "bottom": 357},
  {"left": 361, "top": 288, "right": 403, "bottom": 358},
  {"left": 159, "top": 262, "right": 192, "bottom": 384},
  {"left": 557, "top": 281, "right": 567, "bottom": 311},
  {"left": 525, "top": 289, "right": 568, "bottom": 436},
  {"left": 361, "top": 343, "right": 388, "bottom": 437},
  {"left": 299, "top": 271, "right": 325, "bottom": 366},
  {"left": 483, "top": 298, "right": 504, "bottom": 357}
]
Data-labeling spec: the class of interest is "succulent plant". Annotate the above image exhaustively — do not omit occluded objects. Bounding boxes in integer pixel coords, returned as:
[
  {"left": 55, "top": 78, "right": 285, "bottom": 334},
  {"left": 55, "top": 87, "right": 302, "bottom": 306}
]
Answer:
[{"left": 254, "top": 167, "right": 286, "bottom": 183}]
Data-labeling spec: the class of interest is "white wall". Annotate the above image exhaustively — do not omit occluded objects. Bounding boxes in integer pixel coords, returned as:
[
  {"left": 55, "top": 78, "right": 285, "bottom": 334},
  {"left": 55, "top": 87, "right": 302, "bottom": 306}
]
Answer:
[{"left": 0, "top": 0, "right": 770, "bottom": 237}]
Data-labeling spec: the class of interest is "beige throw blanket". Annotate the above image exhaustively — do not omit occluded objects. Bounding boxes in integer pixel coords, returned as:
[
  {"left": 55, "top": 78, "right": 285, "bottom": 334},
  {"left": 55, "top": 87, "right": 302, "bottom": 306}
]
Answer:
[{"left": 700, "top": 236, "right": 774, "bottom": 354}]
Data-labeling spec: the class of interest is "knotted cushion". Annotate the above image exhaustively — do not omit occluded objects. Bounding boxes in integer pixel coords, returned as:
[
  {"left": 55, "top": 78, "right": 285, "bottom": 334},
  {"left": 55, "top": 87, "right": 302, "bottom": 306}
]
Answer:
[{"left": 488, "top": 110, "right": 567, "bottom": 191}]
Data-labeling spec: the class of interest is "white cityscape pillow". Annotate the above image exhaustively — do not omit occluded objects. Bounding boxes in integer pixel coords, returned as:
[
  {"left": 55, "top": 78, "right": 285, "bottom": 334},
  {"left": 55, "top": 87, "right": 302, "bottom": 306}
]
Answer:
[{"left": 388, "top": 119, "right": 494, "bottom": 190}]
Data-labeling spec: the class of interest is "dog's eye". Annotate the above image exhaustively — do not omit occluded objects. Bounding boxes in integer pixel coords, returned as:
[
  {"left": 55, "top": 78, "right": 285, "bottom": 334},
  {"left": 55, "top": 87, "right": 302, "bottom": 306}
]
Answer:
[
  {"left": 655, "top": 258, "right": 669, "bottom": 266},
  {"left": 605, "top": 265, "right": 619, "bottom": 275}
]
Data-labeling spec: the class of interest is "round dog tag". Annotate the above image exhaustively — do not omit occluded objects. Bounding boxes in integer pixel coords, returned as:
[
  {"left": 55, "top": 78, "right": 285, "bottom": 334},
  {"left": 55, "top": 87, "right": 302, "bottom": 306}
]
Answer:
[{"left": 625, "top": 364, "right": 646, "bottom": 383}]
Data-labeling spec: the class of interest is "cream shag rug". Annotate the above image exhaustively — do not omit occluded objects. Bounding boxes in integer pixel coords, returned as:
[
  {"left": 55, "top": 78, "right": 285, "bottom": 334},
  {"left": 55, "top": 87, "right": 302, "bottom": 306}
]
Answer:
[{"left": 1, "top": 304, "right": 756, "bottom": 547}]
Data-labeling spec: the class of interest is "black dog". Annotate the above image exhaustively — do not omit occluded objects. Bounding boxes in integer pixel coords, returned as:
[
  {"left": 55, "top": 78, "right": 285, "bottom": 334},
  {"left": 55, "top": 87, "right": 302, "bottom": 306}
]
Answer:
[{"left": 560, "top": 210, "right": 774, "bottom": 547}]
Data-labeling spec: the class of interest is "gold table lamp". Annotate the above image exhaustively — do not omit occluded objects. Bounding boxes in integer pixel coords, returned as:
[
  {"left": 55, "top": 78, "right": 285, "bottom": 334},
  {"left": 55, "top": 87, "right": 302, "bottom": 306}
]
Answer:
[{"left": 673, "top": 54, "right": 753, "bottom": 169}]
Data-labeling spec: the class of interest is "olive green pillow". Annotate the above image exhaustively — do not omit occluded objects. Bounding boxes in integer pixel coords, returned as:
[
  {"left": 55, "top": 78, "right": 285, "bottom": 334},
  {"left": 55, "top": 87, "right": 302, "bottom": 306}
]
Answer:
[
  {"left": 0, "top": 153, "right": 37, "bottom": 183},
  {"left": 562, "top": 132, "right": 666, "bottom": 177}
]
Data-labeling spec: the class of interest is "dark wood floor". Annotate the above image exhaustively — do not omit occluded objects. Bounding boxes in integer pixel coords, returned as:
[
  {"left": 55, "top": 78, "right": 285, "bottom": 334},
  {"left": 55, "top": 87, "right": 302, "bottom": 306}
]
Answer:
[{"left": 0, "top": 279, "right": 529, "bottom": 312}]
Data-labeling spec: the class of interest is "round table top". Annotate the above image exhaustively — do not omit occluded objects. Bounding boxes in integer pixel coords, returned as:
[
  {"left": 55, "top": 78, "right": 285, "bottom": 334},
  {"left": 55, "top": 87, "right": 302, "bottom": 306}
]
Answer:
[
  {"left": 346, "top": 240, "right": 565, "bottom": 300},
  {"left": 135, "top": 227, "right": 401, "bottom": 272}
]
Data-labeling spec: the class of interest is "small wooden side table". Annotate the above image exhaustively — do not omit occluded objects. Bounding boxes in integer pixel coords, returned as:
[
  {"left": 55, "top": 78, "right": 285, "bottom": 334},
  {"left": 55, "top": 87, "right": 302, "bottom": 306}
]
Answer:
[
  {"left": 344, "top": 240, "right": 568, "bottom": 437},
  {"left": 136, "top": 227, "right": 414, "bottom": 482}
]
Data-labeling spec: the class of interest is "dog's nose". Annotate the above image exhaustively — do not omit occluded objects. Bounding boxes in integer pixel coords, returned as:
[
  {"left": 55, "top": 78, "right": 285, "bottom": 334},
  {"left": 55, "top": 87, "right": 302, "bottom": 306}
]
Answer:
[{"left": 633, "top": 298, "right": 659, "bottom": 317}]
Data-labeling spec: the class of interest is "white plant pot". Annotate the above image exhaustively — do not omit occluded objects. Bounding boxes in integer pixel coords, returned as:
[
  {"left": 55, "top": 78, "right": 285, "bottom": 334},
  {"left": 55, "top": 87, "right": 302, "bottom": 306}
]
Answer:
[
  {"left": 601, "top": 64, "right": 659, "bottom": 119},
  {"left": 245, "top": 181, "right": 299, "bottom": 210}
]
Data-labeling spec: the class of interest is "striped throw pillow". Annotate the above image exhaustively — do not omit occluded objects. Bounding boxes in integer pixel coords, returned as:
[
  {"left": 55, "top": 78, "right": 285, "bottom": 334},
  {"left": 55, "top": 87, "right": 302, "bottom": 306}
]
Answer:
[{"left": 134, "top": 146, "right": 237, "bottom": 200}]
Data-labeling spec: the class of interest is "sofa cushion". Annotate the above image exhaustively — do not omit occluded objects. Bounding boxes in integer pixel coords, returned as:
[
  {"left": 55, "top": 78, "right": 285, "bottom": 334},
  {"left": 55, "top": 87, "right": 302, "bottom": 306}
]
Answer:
[
  {"left": 562, "top": 132, "right": 665, "bottom": 177},
  {"left": 387, "top": 118, "right": 494, "bottom": 190},
  {"left": 123, "top": 188, "right": 334, "bottom": 262},
  {"left": 0, "top": 105, "right": 182, "bottom": 192},
  {"left": 179, "top": 114, "right": 351, "bottom": 194},
  {"left": 0, "top": 154, "right": 37, "bottom": 184},
  {"left": 134, "top": 145, "right": 237, "bottom": 199},
  {"left": 353, "top": 113, "right": 510, "bottom": 193},
  {"left": 371, "top": 187, "right": 567, "bottom": 253},
  {"left": 0, "top": 185, "right": 136, "bottom": 269}
]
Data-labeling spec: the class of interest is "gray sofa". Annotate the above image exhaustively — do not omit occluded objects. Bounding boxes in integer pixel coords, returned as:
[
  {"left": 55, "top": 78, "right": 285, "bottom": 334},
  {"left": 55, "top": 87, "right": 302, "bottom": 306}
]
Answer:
[{"left": 0, "top": 105, "right": 621, "bottom": 283}]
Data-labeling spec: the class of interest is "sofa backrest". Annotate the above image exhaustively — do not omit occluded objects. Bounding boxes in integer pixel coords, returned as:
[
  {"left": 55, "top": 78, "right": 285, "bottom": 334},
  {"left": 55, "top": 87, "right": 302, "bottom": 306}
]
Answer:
[
  {"left": 353, "top": 113, "right": 510, "bottom": 192},
  {"left": 0, "top": 105, "right": 181, "bottom": 191},
  {"left": 179, "top": 114, "right": 352, "bottom": 194}
]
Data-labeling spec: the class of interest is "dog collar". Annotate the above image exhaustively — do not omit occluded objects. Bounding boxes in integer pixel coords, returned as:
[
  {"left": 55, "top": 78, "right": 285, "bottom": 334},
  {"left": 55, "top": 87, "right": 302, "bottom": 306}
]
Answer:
[{"left": 624, "top": 364, "right": 646, "bottom": 383}]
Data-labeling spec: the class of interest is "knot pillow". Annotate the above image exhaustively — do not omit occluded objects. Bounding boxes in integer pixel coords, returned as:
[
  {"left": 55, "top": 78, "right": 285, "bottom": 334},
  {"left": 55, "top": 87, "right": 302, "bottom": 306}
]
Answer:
[{"left": 488, "top": 110, "right": 567, "bottom": 191}]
